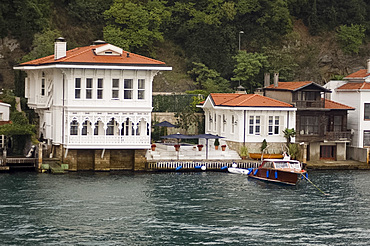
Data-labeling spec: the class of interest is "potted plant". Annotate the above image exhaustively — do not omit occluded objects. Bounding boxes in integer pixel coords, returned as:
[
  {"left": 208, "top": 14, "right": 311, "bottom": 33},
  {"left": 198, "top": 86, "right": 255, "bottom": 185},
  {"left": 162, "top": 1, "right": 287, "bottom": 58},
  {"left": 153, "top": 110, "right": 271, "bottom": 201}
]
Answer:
[
  {"left": 151, "top": 143, "right": 156, "bottom": 151},
  {"left": 214, "top": 138, "right": 220, "bottom": 150},
  {"left": 239, "top": 145, "right": 248, "bottom": 160},
  {"left": 197, "top": 144, "right": 203, "bottom": 151},
  {"left": 174, "top": 144, "right": 180, "bottom": 151},
  {"left": 221, "top": 145, "right": 227, "bottom": 151}
]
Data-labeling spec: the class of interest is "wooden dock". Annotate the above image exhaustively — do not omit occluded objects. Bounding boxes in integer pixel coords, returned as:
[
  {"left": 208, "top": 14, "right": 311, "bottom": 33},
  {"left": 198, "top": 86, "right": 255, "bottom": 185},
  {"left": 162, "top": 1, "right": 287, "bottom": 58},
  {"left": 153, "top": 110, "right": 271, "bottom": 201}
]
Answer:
[
  {"left": 2, "top": 157, "right": 38, "bottom": 171},
  {"left": 147, "top": 160, "right": 261, "bottom": 171}
]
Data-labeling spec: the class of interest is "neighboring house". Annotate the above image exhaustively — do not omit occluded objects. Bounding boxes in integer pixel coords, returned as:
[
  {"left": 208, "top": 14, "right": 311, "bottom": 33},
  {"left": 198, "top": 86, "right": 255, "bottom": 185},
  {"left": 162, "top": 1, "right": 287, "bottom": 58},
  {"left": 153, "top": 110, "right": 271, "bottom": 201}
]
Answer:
[
  {"left": 199, "top": 93, "right": 297, "bottom": 154},
  {"left": 14, "top": 38, "right": 171, "bottom": 171},
  {"left": 325, "top": 62, "right": 370, "bottom": 150},
  {"left": 0, "top": 101, "right": 11, "bottom": 148},
  {"left": 264, "top": 80, "right": 354, "bottom": 161}
]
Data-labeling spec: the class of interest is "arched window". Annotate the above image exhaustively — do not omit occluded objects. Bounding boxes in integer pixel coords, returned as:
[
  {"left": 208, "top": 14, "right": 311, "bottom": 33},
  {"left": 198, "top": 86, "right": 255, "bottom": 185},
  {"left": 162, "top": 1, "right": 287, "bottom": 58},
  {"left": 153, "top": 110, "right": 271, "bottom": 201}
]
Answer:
[
  {"left": 70, "top": 120, "right": 78, "bottom": 135},
  {"left": 106, "top": 118, "right": 115, "bottom": 135},
  {"left": 82, "top": 121, "right": 89, "bottom": 135},
  {"left": 94, "top": 122, "right": 100, "bottom": 135}
]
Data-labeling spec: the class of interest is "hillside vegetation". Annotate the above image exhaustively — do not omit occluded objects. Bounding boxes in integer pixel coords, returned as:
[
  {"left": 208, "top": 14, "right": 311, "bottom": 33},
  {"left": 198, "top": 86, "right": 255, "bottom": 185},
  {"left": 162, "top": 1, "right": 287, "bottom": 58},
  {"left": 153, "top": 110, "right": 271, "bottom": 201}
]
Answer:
[{"left": 1, "top": 0, "right": 370, "bottom": 95}]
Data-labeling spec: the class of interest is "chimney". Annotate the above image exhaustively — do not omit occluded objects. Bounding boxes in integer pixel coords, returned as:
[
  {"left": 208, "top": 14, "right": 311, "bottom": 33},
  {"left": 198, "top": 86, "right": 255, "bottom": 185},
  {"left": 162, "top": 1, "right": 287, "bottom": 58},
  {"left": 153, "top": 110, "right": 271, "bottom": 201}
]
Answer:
[
  {"left": 264, "top": 73, "right": 270, "bottom": 87},
  {"left": 54, "top": 37, "right": 66, "bottom": 60},
  {"left": 236, "top": 85, "right": 246, "bottom": 94},
  {"left": 367, "top": 59, "right": 370, "bottom": 73},
  {"left": 273, "top": 73, "right": 279, "bottom": 87}
]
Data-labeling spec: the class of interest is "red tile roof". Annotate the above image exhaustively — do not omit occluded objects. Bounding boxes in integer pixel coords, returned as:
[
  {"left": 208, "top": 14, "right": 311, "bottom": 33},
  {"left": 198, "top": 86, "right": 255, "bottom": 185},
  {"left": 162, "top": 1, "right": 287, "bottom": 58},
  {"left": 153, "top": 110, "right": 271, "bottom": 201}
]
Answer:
[
  {"left": 209, "top": 93, "right": 293, "bottom": 107},
  {"left": 18, "top": 44, "right": 166, "bottom": 67},
  {"left": 344, "top": 69, "right": 370, "bottom": 79},
  {"left": 337, "top": 82, "right": 370, "bottom": 90},
  {"left": 322, "top": 98, "right": 354, "bottom": 110},
  {"left": 265, "top": 81, "right": 312, "bottom": 91}
]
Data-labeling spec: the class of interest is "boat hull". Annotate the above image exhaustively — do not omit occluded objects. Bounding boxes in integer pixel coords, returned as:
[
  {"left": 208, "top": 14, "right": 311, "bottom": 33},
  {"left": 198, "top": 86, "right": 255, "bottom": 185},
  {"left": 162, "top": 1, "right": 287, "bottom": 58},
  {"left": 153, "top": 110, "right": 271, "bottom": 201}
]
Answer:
[
  {"left": 228, "top": 167, "right": 252, "bottom": 175},
  {"left": 249, "top": 153, "right": 284, "bottom": 160},
  {"left": 248, "top": 168, "right": 305, "bottom": 185}
]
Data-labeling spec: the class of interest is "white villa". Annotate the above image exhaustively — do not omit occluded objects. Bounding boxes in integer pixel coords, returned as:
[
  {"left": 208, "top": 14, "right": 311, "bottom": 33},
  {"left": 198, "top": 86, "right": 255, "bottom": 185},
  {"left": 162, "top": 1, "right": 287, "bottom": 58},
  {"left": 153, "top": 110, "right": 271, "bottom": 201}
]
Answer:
[
  {"left": 199, "top": 93, "right": 297, "bottom": 154},
  {"left": 14, "top": 38, "right": 171, "bottom": 171},
  {"left": 325, "top": 60, "right": 370, "bottom": 152}
]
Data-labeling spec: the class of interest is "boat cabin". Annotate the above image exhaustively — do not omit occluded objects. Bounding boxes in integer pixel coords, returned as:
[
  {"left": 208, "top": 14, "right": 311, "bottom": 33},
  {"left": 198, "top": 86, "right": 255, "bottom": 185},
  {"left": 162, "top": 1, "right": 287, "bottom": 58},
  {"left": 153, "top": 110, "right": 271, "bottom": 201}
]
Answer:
[{"left": 261, "top": 159, "right": 302, "bottom": 171}]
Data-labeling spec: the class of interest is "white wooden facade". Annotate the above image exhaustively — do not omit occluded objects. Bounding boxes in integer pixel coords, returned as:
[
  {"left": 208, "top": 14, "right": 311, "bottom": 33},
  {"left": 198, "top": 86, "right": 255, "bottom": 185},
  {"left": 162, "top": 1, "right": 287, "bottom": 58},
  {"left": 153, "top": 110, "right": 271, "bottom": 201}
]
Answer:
[
  {"left": 15, "top": 40, "right": 171, "bottom": 150},
  {"left": 199, "top": 94, "right": 297, "bottom": 150},
  {"left": 325, "top": 79, "right": 370, "bottom": 148}
]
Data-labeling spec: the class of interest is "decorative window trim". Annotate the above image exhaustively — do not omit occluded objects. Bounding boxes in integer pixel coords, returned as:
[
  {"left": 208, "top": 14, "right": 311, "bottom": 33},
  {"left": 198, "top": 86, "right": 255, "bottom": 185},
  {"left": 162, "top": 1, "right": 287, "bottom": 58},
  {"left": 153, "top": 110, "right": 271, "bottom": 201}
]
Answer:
[
  {"left": 112, "top": 78, "right": 119, "bottom": 99},
  {"left": 124, "top": 79, "right": 133, "bottom": 99},
  {"left": 138, "top": 79, "right": 145, "bottom": 100},
  {"left": 75, "top": 78, "right": 81, "bottom": 99}
]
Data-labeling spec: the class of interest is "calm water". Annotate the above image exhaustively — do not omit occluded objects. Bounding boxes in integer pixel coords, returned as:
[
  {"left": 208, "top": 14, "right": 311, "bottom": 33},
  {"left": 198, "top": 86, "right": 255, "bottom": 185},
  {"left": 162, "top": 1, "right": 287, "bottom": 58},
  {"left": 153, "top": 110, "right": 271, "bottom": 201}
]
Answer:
[{"left": 0, "top": 170, "right": 370, "bottom": 245}]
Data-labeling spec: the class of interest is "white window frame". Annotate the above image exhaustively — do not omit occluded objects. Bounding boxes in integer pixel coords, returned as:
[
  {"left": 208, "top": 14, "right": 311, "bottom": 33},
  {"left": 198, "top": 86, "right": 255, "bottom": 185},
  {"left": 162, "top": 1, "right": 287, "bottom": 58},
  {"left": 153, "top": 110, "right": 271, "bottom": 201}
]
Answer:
[
  {"left": 86, "top": 78, "right": 93, "bottom": 99},
  {"left": 268, "top": 116, "right": 273, "bottom": 135},
  {"left": 75, "top": 78, "right": 81, "bottom": 99},
  {"left": 274, "top": 116, "right": 280, "bottom": 135},
  {"left": 70, "top": 120, "right": 78, "bottom": 135},
  {"left": 124, "top": 79, "right": 133, "bottom": 99},
  {"left": 97, "top": 78, "right": 103, "bottom": 99},
  {"left": 112, "top": 79, "right": 119, "bottom": 99},
  {"left": 138, "top": 79, "right": 145, "bottom": 100},
  {"left": 249, "top": 115, "right": 261, "bottom": 135}
]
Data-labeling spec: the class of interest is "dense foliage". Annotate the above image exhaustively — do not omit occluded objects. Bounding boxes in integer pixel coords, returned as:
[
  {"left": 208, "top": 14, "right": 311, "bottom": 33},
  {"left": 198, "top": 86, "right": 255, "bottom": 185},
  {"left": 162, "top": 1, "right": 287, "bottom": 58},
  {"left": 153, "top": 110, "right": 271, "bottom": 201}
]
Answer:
[{"left": 2, "top": 0, "right": 370, "bottom": 93}]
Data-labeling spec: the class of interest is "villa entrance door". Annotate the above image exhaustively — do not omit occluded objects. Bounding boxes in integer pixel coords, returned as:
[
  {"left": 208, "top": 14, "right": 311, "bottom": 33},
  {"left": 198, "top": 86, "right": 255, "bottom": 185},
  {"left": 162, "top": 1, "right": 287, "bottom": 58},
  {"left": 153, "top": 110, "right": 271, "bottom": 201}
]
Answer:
[{"left": 320, "top": 145, "right": 336, "bottom": 160}]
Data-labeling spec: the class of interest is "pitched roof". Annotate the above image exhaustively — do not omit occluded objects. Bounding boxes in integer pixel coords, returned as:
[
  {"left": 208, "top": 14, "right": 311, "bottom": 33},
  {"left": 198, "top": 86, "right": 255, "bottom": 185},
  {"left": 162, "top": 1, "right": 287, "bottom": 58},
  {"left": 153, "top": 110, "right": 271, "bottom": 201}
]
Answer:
[
  {"left": 344, "top": 69, "right": 370, "bottom": 79},
  {"left": 209, "top": 93, "right": 293, "bottom": 108},
  {"left": 264, "top": 81, "right": 330, "bottom": 92},
  {"left": 265, "top": 81, "right": 312, "bottom": 91},
  {"left": 322, "top": 98, "right": 354, "bottom": 110},
  {"left": 17, "top": 43, "right": 167, "bottom": 67},
  {"left": 336, "top": 82, "right": 370, "bottom": 90}
]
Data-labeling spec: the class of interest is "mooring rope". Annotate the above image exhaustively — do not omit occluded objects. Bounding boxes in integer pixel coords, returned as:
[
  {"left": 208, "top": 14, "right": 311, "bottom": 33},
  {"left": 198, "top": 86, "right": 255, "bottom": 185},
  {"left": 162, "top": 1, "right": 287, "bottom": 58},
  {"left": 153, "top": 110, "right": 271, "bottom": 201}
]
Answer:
[{"left": 302, "top": 173, "right": 329, "bottom": 196}]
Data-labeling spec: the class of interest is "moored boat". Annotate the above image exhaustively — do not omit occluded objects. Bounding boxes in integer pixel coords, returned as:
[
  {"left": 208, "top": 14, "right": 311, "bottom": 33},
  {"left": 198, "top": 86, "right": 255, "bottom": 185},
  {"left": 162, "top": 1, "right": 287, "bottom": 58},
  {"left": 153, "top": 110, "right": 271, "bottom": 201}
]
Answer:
[
  {"left": 248, "top": 158, "right": 307, "bottom": 185},
  {"left": 228, "top": 167, "right": 252, "bottom": 175},
  {"left": 249, "top": 153, "right": 284, "bottom": 160}
]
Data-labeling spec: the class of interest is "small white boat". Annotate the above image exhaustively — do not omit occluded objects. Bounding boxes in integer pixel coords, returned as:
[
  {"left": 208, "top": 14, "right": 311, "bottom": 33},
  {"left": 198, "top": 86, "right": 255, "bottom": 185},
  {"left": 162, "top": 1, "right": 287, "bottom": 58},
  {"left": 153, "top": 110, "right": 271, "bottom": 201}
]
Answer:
[{"left": 228, "top": 166, "right": 252, "bottom": 175}]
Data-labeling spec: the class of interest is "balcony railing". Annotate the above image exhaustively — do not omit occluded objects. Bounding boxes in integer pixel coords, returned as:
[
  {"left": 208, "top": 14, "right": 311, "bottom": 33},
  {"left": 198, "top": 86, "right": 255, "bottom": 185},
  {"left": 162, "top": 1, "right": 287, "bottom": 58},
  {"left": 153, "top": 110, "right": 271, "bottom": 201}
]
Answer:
[
  {"left": 324, "top": 131, "right": 352, "bottom": 141},
  {"left": 294, "top": 100, "right": 324, "bottom": 108},
  {"left": 67, "top": 135, "right": 150, "bottom": 146}
]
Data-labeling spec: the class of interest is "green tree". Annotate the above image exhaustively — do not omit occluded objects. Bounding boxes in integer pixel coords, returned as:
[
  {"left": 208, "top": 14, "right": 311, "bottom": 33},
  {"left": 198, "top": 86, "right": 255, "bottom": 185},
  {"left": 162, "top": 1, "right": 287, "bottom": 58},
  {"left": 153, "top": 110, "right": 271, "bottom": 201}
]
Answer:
[
  {"left": 336, "top": 24, "right": 366, "bottom": 54},
  {"left": 22, "top": 28, "right": 62, "bottom": 62},
  {"left": 103, "top": 0, "right": 171, "bottom": 53},
  {"left": 188, "top": 62, "right": 231, "bottom": 94},
  {"left": 7, "top": 0, "right": 51, "bottom": 49},
  {"left": 231, "top": 51, "right": 268, "bottom": 92},
  {"left": 263, "top": 46, "right": 298, "bottom": 81}
]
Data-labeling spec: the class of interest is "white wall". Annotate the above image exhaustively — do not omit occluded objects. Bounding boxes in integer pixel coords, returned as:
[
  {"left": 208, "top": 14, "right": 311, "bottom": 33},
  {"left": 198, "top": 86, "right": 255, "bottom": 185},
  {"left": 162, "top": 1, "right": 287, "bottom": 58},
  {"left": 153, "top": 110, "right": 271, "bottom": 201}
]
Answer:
[
  {"left": 204, "top": 106, "right": 296, "bottom": 146},
  {"left": 0, "top": 102, "right": 10, "bottom": 121}
]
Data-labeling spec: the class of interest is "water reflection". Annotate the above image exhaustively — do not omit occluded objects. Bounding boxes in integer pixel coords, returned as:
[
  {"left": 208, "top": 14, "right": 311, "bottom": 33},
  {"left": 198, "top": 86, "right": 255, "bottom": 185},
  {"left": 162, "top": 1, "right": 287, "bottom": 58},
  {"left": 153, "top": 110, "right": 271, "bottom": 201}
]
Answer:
[{"left": 0, "top": 170, "right": 369, "bottom": 245}]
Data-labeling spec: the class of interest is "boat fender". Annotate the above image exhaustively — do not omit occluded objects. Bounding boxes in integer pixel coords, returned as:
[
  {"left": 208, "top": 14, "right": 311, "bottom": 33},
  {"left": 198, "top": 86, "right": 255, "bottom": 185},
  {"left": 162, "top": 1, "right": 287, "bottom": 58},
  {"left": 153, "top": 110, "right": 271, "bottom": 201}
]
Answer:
[
  {"left": 221, "top": 166, "right": 228, "bottom": 170},
  {"left": 232, "top": 163, "right": 237, "bottom": 168},
  {"left": 201, "top": 166, "right": 206, "bottom": 171},
  {"left": 275, "top": 171, "right": 278, "bottom": 179},
  {"left": 195, "top": 165, "right": 202, "bottom": 169},
  {"left": 247, "top": 168, "right": 253, "bottom": 175},
  {"left": 305, "top": 172, "right": 308, "bottom": 179},
  {"left": 266, "top": 170, "right": 269, "bottom": 178},
  {"left": 253, "top": 169, "right": 258, "bottom": 175},
  {"left": 175, "top": 166, "right": 182, "bottom": 171}
]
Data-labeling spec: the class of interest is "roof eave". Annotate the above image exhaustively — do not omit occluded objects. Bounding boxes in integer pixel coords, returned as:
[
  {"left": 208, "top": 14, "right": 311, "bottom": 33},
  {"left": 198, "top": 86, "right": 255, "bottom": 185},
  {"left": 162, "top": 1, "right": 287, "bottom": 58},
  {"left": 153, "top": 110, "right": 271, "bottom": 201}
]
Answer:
[{"left": 14, "top": 63, "right": 172, "bottom": 71}]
